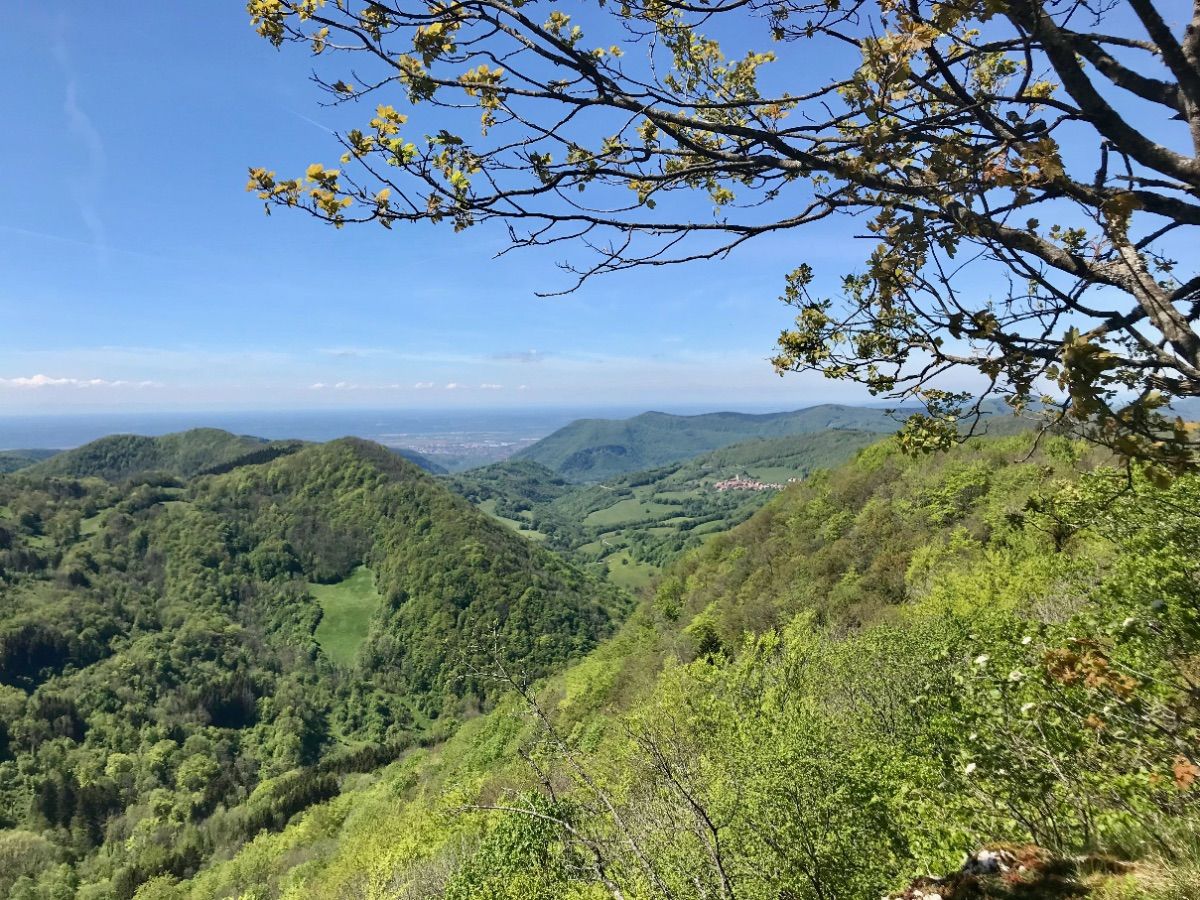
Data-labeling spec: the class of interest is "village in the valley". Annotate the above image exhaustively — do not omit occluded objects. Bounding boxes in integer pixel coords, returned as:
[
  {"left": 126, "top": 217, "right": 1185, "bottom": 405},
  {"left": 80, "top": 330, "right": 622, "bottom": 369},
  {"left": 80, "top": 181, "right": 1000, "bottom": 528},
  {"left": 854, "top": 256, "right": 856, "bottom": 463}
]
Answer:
[{"left": 711, "top": 474, "right": 799, "bottom": 492}]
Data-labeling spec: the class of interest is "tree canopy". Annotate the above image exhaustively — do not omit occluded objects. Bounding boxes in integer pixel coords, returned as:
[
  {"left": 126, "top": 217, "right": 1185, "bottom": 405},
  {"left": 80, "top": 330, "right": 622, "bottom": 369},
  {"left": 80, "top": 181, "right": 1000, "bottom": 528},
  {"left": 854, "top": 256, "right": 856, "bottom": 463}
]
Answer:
[{"left": 246, "top": 0, "right": 1200, "bottom": 467}]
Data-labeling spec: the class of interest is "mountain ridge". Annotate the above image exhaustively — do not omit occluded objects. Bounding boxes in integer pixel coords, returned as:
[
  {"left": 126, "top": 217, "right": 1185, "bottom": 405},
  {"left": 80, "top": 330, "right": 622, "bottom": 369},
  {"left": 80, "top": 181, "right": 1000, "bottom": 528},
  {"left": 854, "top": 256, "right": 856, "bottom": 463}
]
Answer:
[{"left": 514, "top": 403, "right": 913, "bottom": 481}]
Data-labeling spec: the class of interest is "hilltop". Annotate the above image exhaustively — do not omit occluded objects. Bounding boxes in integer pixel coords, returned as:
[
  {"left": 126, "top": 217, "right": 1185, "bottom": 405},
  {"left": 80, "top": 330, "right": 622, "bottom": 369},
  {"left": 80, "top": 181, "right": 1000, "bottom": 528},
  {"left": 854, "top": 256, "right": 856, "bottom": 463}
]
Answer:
[
  {"left": 513, "top": 404, "right": 911, "bottom": 481},
  {"left": 0, "top": 449, "right": 58, "bottom": 475},
  {"left": 21, "top": 428, "right": 303, "bottom": 482},
  {"left": 18, "top": 428, "right": 451, "bottom": 483}
]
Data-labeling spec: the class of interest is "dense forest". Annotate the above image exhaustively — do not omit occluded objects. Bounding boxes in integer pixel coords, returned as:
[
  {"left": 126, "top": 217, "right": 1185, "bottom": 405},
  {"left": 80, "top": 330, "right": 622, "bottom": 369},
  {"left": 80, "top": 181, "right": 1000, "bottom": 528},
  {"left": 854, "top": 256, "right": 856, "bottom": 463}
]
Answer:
[
  {"left": 3, "top": 427, "right": 1196, "bottom": 898},
  {"left": 0, "top": 437, "right": 621, "bottom": 897}
]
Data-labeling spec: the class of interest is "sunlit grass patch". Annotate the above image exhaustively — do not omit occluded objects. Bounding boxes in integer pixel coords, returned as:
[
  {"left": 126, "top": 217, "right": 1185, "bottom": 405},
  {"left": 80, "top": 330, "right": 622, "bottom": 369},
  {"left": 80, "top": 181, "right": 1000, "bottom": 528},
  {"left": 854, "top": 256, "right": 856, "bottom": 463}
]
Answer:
[{"left": 312, "top": 566, "right": 382, "bottom": 667}]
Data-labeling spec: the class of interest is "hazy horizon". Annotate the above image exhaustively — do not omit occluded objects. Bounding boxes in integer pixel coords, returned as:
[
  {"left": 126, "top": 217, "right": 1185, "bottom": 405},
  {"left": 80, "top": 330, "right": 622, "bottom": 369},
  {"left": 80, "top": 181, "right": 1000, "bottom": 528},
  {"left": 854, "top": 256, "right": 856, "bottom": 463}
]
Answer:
[{"left": 0, "top": 398, "right": 898, "bottom": 451}]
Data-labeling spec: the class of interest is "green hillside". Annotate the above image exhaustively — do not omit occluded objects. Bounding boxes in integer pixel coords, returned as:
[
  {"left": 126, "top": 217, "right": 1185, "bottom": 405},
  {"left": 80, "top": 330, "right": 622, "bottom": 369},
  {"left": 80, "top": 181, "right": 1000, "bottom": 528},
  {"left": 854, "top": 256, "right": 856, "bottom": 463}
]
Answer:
[
  {"left": 0, "top": 449, "right": 58, "bottom": 475},
  {"left": 512, "top": 404, "right": 913, "bottom": 481},
  {"left": 137, "top": 433, "right": 1200, "bottom": 900},
  {"left": 0, "top": 439, "right": 621, "bottom": 897},
  {"left": 22, "top": 428, "right": 304, "bottom": 482}
]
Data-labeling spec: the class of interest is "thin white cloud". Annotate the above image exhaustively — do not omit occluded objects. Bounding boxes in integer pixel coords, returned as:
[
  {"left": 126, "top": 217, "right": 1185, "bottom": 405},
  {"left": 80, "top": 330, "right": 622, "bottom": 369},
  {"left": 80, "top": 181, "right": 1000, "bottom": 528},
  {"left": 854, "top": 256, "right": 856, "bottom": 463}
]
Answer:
[
  {"left": 54, "top": 22, "right": 108, "bottom": 265},
  {"left": 317, "top": 346, "right": 390, "bottom": 358},
  {"left": 493, "top": 350, "right": 548, "bottom": 364},
  {"left": 414, "top": 381, "right": 435, "bottom": 389},
  {"left": 0, "top": 374, "right": 157, "bottom": 389},
  {"left": 444, "top": 382, "right": 461, "bottom": 390},
  {"left": 480, "top": 383, "right": 503, "bottom": 390},
  {"left": 310, "top": 382, "right": 327, "bottom": 390}
]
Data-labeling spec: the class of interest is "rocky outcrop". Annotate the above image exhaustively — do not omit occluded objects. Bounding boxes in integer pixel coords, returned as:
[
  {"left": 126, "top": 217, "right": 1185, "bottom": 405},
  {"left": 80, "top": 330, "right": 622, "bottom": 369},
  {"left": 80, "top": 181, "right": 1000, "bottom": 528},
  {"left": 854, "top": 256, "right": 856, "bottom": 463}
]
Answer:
[{"left": 890, "top": 844, "right": 1129, "bottom": 899}]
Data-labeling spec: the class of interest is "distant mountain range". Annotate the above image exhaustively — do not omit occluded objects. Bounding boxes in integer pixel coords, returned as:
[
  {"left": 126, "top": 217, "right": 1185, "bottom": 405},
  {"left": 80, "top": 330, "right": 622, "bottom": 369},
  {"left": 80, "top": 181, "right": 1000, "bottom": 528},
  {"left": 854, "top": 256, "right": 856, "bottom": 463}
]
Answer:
[{"left": 512, "top": 404, "right": 912, "bottom": 481}]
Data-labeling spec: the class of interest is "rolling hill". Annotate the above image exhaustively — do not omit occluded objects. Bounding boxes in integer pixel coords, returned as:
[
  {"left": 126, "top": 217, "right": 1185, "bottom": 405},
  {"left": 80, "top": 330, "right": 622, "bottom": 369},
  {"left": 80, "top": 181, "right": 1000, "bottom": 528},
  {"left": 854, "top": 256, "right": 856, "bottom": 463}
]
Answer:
[
  {"left": 20, "top": 428, "right": 450, "bottom": 482},
  {"left": 21, "top": 428, "right": 303, "bottom": 482},
  {"left": 0, "top": 449, "right": 59, "bottom": 474},
  {"left": 513, "top": 404, "right": 911, "bottom": 481}
]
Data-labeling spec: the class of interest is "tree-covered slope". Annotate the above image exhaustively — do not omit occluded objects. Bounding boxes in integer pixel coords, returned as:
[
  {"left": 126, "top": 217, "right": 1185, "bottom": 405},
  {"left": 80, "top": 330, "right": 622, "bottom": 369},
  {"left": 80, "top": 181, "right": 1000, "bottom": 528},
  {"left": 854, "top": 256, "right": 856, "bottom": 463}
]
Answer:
[
  {"left": 0, "top": 438, "right": 621, "bottom": 897},
  {"left": 22, "top": 429, "right": 303, "bottom": 482},
  {"left": 512, "top": 404, "right": 910, "bottom": 480},
  {"left": 0, "top": 450, "right": 58, "bottom": 475},
  {"left": 147, "top": 434, "right": 1200, "bottom": 900}
]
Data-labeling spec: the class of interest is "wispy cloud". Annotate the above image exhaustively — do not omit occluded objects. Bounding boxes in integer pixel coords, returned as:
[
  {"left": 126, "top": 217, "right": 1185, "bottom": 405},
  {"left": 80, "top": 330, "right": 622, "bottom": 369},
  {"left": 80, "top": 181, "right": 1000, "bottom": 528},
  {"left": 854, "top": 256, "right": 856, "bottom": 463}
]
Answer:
[
  {"left": 480, "top": 383, "right": 503, "bottom": 390},
  {"left": 414, "top": 381, "right": 435, "bottom": 389},
  {"left": 53, "top": 19, "right": 108, "bottom": 266},
  {"left": 0, "top": 224, "right": 165, "bottom": 261},
  {"left": 289, "top": 109, "right": 337, "bottom": 135},
  {"left": 445, "top": 382, "right": 461, "bottom": 390},
  {"left": 492, "top": 350, "right": 549, "bottom": 364},
  {"left": 318, "top": 346, "right": 390, "bottom": 359},
  {"left": 0, "top": 374, "right": 158, "bottom": 389}
]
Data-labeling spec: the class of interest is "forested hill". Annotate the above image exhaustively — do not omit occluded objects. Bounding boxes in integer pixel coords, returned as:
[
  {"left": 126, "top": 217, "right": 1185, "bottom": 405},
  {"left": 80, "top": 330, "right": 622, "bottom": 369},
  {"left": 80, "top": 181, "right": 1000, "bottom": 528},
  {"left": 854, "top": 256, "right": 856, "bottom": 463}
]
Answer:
[
  {"left": 21, "top": 428, "right": 303, "bottom": 482},
  {"left": 141, "top": 432, "right": 1200, "bottom": 900},
  {"left": 513, "top": 404, "right": 910, "bottom": 481},
  {"left": 18, "top": 428, "right": 450, "bottom": 483},
  {"left": 0, "top": 438, "right": 622, "bottom": 896},
  {"left": 0, "top": 449, "right": 58, "bottom": 475}
]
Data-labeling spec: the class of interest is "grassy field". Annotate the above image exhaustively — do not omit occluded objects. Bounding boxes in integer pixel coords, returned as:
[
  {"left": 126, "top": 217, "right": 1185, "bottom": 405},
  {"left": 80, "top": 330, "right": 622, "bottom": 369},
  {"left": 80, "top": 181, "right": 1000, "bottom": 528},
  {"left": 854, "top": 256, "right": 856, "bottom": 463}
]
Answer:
[
  {"left": 604, "top": 550, "right": 657, "bottom": 592},
  {"left": 312, "top": 566, "right": 383, "bottom": 667},
  {"left": 583, "top": 496, "right": 677, "bottom": 527}
]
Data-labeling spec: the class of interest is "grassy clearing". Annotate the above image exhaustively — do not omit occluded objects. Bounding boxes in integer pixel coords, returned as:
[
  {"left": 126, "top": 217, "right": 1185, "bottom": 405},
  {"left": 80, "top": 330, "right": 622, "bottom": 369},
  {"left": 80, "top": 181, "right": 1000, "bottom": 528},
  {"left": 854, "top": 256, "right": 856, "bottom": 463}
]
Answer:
[
  {"left": 312, "top": 566, "right": 383, "bottom": 667},
  {"left": 79, "top": 514, "right": 104, "bottom": 536},
  {"left": 743, "top": 466, "right": 802, "bottom": 483},
  {"left": 584, "top": 497, "right": 677, "bottom": 527},
  {"left": 604, "top": 550, "right": 657, "bottom": 593}
]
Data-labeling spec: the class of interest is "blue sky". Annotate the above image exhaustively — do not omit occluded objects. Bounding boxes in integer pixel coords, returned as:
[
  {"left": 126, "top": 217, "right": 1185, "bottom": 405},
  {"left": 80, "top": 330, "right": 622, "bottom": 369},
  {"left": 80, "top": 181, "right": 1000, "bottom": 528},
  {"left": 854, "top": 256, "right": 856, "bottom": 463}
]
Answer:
[{"left": 0, "top": 4, "right": 890, "bottom": 413}]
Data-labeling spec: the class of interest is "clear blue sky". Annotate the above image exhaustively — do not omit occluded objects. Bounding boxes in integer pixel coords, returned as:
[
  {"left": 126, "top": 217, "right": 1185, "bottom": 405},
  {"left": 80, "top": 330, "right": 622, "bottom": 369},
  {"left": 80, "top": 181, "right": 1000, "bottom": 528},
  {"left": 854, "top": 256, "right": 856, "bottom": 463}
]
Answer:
[{"left": 1, "top": 4, "right": 890, "bottom": 413}]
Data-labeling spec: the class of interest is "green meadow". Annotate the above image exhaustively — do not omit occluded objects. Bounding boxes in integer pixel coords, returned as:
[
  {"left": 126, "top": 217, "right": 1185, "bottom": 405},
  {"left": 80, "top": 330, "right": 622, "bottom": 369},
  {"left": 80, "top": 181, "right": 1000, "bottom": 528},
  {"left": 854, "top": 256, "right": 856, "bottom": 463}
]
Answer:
[{"left": 311, "top": 565, "right": 383, "bottom": 667}]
